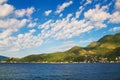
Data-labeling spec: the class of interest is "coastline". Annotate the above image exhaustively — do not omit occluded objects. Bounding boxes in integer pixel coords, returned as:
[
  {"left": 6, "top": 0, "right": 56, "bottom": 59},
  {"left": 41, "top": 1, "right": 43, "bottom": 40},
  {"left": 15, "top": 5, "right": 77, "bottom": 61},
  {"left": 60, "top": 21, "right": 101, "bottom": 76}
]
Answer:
[{"left": 0, "top": 61, "right": 120, "bottom": 64}]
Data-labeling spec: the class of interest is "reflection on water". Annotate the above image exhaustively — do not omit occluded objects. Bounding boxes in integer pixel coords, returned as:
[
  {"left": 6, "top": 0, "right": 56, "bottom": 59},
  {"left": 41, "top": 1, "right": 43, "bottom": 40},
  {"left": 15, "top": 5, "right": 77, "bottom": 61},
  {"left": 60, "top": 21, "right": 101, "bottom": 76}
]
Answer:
[{"left": 0, "top": 63, "right": 120, "bottom": 80}]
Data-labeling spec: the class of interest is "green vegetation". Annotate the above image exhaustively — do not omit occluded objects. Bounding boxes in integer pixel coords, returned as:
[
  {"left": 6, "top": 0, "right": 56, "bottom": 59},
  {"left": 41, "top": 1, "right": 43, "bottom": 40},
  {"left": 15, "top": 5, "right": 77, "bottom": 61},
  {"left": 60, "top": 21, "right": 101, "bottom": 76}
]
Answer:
[{"left": 1, "top": 32, "right": 120, "bottom": 63}]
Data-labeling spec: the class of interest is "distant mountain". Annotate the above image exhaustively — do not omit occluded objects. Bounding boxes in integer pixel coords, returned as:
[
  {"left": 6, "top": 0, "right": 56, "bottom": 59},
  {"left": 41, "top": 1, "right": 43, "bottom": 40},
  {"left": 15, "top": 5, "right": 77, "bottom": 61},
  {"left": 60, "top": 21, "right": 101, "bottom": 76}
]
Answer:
[
  {"left": 0, "top": 56, "right": 8, "bottom": 61},
  {"left": 3, "top": 32, "right": 120, "bottom": 63}
]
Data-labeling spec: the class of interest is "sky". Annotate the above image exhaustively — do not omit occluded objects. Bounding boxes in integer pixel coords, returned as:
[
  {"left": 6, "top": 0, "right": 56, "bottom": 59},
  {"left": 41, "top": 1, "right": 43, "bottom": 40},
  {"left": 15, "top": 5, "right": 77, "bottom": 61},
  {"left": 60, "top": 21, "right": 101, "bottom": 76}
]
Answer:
[{"left": 0, "top": 0, "right": 120, "bottom": 58}]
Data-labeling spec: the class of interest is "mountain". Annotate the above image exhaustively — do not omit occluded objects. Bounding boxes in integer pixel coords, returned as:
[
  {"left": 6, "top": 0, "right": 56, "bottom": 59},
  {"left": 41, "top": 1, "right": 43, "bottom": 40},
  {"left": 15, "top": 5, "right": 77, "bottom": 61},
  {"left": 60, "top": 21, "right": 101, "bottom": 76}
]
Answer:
[
  {"left": 98, "top": 33, "right": 120, "bottom": 43},
  {"left": 3, "top": 32, "right": 120, "bottom": 63},
  {"left": 0, "top": 56, "right": 8, "bottom": 61}
]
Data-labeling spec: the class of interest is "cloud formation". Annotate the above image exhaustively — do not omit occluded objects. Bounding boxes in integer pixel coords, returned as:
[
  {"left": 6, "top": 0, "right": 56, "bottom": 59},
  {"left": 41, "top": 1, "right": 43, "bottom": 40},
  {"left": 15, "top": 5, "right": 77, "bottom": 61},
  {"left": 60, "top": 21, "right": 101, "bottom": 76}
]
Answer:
[
  {"left": 0, "top": 0, "right": 39, "bottom": 53},
  {"left": 55, "top": 1, "right": 73, "bottom": 14},
  {"left": 0, "top": 3, "right": 14, "bottom": 17},
  {"left": 15, "top": 7, "right": 35, "bottom": 18}
]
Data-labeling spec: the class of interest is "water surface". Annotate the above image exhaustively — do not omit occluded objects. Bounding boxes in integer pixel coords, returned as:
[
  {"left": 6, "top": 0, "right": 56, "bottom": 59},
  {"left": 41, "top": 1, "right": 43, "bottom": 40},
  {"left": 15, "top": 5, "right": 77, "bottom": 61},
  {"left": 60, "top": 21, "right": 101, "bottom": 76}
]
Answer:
[{"left": 0, "top": 63, "right": 120, "bottom": 80}]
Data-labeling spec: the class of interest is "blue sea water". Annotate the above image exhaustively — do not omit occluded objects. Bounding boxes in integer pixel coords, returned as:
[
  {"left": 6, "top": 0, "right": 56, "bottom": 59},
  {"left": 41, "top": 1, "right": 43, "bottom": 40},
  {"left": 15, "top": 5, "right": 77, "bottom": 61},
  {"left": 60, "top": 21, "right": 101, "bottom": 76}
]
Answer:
[{"left": 0, "top": 63, "right": 120, "bottom": 80}]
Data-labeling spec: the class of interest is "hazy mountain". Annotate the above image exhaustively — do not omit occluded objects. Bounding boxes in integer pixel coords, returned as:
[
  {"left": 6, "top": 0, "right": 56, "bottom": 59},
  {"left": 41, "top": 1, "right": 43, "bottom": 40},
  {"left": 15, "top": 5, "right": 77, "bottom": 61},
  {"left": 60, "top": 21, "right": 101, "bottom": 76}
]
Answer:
[{"left": 0, "top": 56, "right": 8, "bottom": 61}]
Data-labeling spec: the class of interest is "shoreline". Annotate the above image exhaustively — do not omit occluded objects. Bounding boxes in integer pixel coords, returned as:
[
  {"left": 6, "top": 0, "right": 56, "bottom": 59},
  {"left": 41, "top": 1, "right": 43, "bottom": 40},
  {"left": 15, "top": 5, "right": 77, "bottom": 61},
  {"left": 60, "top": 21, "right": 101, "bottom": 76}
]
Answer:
[{"left": 0, "top": 62, "right": 120, "bottom": 64}]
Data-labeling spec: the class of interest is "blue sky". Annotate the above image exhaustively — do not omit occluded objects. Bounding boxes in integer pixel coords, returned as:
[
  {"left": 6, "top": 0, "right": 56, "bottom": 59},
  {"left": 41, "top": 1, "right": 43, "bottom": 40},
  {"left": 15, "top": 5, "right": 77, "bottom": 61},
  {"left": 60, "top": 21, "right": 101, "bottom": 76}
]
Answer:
[{"left": 0, "top": 0, "right": 120, "bottom": 57}]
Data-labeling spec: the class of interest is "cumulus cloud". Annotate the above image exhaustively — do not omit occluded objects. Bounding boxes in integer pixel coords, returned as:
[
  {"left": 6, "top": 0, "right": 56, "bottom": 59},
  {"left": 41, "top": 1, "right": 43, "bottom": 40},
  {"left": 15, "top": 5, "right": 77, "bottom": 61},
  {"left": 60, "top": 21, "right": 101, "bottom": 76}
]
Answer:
[
  {"left": 55, "top": 1, "right": 73, "bottom": 14},
  {"left": 15, "top": 31, "right": 43, "bottom": 50},
  {"left": 39, "top": 2, "right": 120, "bottom": 41},
  {"left": 84, "top": 5, "right": 110, "bottom": 22},
  {"left": 15, "top": 9, "right": 26, "bottom": 17},
  {"left": 26, "top": 7, "right": 35, "bottom": 17},
  {"left": 0, "top": 18, "right": 27, "bottom": 29},
  {"left": 0, "top": 4, "right": 14, "bottom": 17},
  {"left": 84, "top": 5, "right": 111, "bottom": 28},
  {"left": 0, "top": 29, "right": 12, "bottom": 39},
  {"left": 0, "top": 0, "right": 37, "bottom": 53},
  {"left": 40, "top": 5, "right": 112, "bottom": 40},
  {"left": 0, "top": 30, "right": 43, "bottom": 52},
  {"left": 110, "top": 11, "right": 120, "bottom": 23},
  {"left": 108, "top": 0, "right": 120, "bottom": 24},
  {"left": 39, "top": 13, "right": 96, "bottom": 40},
  {"left": 0, "top": 29, "right": 43, "bottom": 53},
  {"left": 44, "top": 10, "right": 52, "bottom": 16},
  {"left": 15, "top": 7, "right": 35, "bottom": 17}
]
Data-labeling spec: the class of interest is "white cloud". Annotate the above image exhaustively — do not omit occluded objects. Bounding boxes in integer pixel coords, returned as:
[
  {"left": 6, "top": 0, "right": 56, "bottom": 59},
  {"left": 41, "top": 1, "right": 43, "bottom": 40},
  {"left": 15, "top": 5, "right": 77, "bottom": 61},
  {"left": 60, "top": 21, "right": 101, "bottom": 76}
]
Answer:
[
  {"left": 44, "top": 10, "right": 52, "bottom": 16},
  {"left": 0, "top": 29, "right": 43, "bottom": 53},
  {"left": 84, "top": 5, "right": 110, "bottom": 22},
  {"left": 40, "top": 4, "right": 120, "bottom": 41},
  {"left": 0, "top": 0, "right": 7, "bottom": 4},
  {"left": 39, "top": 19, "right": 53, "bottom": 30},
  {"left": 0, "top": 18, "right": 28, "bottom": 29},
  {"left": 38, "top": 1, "right": 120, "bottom": 43},
  {"left": 108, "top": 0, "right": 120, "bottom": 24},
  {"left": 110, "top": 11, "right": 120, "bottom": 23},
  {"left": 0, "top": 18, "right": 28, "bottom": 41},
  {"left": 26, "top": 7, "right": 35, "bottom": 17},
  {"left": 16, "top": 33, "right": 43, "bottom": 50},
  {"left": 39, "top": 13, "right": 95, "bottom": 40},
  {"left": 0, "top": 4, "right": 14, "bottom": 17},
  {"left": 0, "top": 0, "right": 36, "bottom": 54},
  {"left": 84, "top": 4, "right": 110, "bottom": 28},
  {"left": 15, "top": 7, "right": 35, "bottom": 17},
  {"left": 109, "top": 26, "right": 120, "bottom": 31},
  {"left": 55, "top": 1, "right": 73, "bottom": 14},
  {"left": 28, "top": 22, "right": 37, "bottom": 28},
  {"left": 0, "top": 29, "right": 12, "bottom": 38},
  {"left": 15, "top": 9, "right": 26, "bottom": 17}
]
